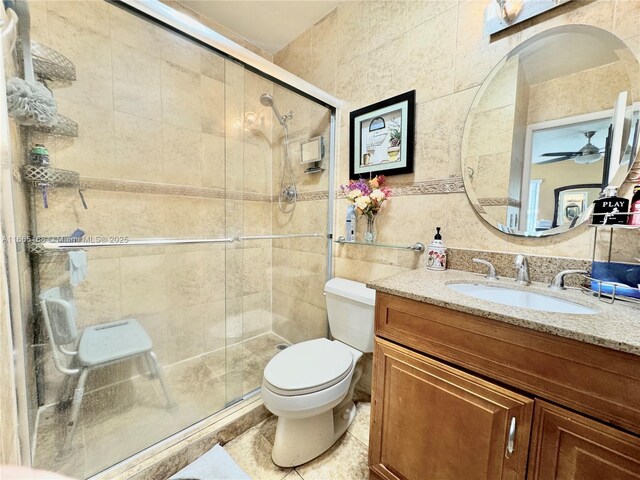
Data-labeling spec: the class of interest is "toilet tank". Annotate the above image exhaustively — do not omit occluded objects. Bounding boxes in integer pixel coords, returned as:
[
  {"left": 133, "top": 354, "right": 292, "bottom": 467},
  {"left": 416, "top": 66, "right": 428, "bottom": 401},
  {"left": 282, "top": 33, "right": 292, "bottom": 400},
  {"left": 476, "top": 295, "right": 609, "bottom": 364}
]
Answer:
[{"left": 324, "top": 278, "right": 375, "bottom": 353}]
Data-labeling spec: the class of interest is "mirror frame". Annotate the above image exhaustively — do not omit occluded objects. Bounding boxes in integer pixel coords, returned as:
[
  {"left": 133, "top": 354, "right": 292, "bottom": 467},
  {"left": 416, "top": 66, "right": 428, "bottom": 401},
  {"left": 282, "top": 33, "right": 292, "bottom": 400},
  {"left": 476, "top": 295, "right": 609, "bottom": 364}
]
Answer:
[{"left": 461, "top": 25, "right": 640, "bottom": 237}]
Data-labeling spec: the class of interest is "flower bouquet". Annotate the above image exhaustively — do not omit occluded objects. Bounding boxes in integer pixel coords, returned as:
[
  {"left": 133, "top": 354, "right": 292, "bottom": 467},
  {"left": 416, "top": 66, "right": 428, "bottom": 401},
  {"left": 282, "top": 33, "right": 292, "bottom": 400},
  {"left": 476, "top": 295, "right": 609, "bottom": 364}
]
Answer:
[{"left": 342, "top": 175, "right": 392, "bottom": 242}]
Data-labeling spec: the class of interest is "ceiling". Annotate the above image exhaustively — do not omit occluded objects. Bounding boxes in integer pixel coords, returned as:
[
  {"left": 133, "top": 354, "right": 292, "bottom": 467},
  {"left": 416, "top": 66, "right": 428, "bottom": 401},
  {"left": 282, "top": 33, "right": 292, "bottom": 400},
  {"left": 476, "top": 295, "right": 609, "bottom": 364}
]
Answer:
[{"left": 182, "top": 1, "right": 340, "bottom": 54}]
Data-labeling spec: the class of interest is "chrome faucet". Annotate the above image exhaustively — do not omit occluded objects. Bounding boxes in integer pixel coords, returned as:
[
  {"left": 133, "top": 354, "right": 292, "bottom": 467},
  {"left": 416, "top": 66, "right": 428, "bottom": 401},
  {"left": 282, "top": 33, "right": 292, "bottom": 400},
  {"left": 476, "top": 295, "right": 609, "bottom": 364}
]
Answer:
[
  {"left": 473, "top": 258, "right": 498, "bottom": 280},
  {"left": 514, "top": 254, "right": 530, "bottom": 285},
  {"left": 549, "top": 269, "right": 588, "bottom": 291}
]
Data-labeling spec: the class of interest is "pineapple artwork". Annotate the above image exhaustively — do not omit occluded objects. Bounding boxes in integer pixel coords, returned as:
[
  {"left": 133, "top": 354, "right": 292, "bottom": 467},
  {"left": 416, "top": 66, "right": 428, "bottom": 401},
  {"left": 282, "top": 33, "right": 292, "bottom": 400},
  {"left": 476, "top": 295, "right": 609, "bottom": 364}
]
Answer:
[{"left": 388, "top": 125, "right": 401, "bottom": 161}]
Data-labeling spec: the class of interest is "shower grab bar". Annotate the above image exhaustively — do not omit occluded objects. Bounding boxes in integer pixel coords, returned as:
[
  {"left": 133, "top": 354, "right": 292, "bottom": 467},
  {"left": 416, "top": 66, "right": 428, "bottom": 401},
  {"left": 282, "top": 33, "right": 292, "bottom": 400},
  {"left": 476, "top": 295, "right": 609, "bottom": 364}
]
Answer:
[
  {"left": 239, "top": 233, "right": 326, "bottom": 241},
  {"left": 38, "top": 237, "right": 236, "bottom": 250}
]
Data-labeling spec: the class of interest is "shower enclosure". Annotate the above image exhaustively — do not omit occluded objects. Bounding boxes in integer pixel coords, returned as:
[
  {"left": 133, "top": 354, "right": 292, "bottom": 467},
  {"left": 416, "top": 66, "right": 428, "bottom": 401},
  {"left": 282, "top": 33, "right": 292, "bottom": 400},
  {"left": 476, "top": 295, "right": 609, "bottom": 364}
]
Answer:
[{"left": 1, "top": 1, "right": 335, "bottom": 477}]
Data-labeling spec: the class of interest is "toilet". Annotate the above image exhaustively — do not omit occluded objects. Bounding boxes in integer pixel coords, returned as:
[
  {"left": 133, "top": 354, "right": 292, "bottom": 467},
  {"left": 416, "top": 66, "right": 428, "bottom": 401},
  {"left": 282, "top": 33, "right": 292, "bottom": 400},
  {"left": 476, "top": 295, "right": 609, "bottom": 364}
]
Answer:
[{"left": 261, "top": 277, "right": 375, "bottom": 467}]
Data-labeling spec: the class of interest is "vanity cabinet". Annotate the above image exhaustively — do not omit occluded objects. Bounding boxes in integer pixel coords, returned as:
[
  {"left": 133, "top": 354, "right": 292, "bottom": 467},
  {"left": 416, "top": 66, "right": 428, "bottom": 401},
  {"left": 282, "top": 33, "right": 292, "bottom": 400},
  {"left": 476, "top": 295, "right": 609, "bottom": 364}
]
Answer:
[
  {"left": 369, "top": 292, "right": 640, "bottom": 480},
  {"left": 370, "top": 339, "right": 533, "bottom": 480},
  {"left": 529, "top": 401, "right": 640, "bottom": 479}
]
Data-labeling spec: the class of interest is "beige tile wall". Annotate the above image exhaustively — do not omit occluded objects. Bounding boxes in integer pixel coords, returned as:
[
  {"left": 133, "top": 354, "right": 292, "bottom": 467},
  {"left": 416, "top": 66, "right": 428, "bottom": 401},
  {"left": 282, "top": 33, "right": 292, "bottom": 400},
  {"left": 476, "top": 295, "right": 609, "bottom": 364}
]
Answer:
[
  {"left": 20, "top": 0, "right": 277, "bottom": 409},
  {"left": 465, "top": 55, "right": 522, "bottom": 200},
  {"left": 270, "top": 85, "right": 332, "bottom": 344},
  {"left": 274, "top": 0, "right": 640, "bottom": 282}
]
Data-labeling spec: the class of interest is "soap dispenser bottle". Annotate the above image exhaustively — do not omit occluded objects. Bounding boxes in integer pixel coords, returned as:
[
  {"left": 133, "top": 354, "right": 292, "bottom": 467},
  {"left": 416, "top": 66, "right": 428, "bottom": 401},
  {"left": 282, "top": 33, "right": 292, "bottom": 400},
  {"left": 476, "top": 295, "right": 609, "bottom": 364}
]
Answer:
[
  {"left": 426, "top": 227, "right": 447, "bottom": 271},
  {"left": 592, "top": 187, "right": 629, "bottom": 225},
  {"left": 345, "top": 204, "right": 357, "bottom": 242}
]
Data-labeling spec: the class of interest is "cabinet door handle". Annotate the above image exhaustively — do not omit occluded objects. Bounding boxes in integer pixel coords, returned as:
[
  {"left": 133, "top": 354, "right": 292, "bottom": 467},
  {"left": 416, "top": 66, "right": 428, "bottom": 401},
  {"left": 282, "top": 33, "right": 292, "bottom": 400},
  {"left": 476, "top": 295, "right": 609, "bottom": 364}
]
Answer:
[{"left": 506, "top": 416, "right": 516, "bottom": 457}]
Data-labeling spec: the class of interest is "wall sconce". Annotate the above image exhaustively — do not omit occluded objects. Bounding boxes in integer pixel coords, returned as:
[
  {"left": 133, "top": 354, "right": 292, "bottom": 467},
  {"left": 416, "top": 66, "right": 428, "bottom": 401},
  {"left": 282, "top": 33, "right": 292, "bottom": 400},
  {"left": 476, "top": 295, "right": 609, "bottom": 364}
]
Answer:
[
  {"left": 484, "top": 0, "right": 571, "bottom": 36},
  {"left": 495, "top": 0, "right": 521, "bottom": 23}
]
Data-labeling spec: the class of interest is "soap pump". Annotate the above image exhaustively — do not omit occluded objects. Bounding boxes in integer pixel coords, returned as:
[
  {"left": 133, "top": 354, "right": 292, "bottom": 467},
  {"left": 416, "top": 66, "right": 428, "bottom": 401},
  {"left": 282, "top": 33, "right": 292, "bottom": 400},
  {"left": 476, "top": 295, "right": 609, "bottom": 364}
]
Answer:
[{"left": 426, "top": 227, "right": 447, "bottom": 271}]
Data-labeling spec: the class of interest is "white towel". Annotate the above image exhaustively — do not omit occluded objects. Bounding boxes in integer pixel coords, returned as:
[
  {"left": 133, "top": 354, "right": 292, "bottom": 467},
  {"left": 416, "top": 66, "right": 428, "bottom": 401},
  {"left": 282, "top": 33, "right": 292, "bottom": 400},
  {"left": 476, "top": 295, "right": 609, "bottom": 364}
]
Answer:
[
  {"left": 169, "top": 444, "right": 250, "bottom": 480},
  {"left": 68, "top": 250, "right": 87, "bottom": 286}
]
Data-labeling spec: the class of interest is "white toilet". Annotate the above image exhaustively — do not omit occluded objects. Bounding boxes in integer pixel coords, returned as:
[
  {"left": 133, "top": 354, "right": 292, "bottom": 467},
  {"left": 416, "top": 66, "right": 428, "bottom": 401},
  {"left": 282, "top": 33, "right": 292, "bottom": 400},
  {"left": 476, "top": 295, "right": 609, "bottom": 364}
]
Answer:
[{"left": 261, "top": 278, "right": 375, "bottom": 467}]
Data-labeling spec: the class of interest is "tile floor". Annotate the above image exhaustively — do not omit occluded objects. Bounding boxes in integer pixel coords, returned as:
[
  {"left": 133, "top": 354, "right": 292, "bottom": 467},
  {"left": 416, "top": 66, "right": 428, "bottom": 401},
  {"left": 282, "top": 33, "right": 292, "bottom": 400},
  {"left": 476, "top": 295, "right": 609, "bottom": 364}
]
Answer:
[
  {"left": 225, "top": 402, "right": 371, "bottom": 480},
  {"left": 33, "top": 332, "right": 289, "bottom": 479}
]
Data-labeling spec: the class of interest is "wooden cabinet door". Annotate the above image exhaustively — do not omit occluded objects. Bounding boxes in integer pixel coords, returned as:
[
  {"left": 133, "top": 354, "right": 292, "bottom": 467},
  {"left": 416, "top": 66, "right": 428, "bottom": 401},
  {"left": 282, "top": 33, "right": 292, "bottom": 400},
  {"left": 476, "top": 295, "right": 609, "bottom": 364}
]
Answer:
[
  {"left": 369, "top": 338, "right": 534, "bottom": 480},
  {"left": 528, "top": 400, "right": 640, "bottom": 479}
]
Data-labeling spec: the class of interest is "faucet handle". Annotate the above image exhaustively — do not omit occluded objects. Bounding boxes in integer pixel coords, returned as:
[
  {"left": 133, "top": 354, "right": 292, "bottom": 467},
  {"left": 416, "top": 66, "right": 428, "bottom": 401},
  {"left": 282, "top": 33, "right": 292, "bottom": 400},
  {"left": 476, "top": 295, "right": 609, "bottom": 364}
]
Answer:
[
  {"left": 473, "top": 258, "right": 498, "bottom": 280},
  {"left": 549, "top": 269, "right": 588, "bottom": 291}
]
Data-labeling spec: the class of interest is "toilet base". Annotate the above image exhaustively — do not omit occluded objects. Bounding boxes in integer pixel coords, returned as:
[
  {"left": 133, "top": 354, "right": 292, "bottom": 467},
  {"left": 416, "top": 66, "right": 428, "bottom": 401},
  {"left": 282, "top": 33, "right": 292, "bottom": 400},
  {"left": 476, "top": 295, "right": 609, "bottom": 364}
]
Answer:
[{"left": 271, "top": 400, "right": 357, "bottom": 467}]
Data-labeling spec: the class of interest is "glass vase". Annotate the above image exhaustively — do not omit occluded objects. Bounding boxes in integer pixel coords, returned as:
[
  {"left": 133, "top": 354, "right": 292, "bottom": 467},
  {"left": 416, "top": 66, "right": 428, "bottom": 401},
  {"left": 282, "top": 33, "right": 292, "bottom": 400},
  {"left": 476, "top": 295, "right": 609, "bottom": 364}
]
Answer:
[{"left": 364, "top": 214, "right": 376, "bottom": 243}]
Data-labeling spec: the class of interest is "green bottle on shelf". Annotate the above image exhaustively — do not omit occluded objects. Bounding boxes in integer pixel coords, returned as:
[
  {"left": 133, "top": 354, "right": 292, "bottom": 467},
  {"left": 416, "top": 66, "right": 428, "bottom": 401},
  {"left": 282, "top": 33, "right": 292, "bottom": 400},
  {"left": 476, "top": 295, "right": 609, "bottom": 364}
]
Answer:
[{"left": 30, "top": 144, "right": 50, "bottom": 167}]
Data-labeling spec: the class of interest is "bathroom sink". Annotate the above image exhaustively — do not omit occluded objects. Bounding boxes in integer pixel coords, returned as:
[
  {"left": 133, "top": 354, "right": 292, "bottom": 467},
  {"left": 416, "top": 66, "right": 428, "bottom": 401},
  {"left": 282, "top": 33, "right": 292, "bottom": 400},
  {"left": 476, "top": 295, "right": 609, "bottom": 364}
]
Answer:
[{"left": 447, "top": 283, "right": 596, "bottom": 315}]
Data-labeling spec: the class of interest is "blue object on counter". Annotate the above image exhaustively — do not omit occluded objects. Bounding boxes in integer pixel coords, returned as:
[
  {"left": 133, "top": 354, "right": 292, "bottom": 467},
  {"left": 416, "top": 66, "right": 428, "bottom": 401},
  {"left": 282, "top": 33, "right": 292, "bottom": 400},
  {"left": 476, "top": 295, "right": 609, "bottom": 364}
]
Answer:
[{"left": 591, "top": 261, "right": 640, "bottom": 299}]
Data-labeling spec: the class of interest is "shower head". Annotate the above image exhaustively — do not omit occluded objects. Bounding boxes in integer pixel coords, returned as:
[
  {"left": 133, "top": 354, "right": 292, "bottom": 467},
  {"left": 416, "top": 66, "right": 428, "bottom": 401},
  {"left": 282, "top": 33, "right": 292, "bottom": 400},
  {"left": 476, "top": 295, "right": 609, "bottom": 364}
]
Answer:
[
  {"left": 260, "top": 92, "right": 288, "bottom": 127},
  {"left": 260, "top": 93, "right": 274, "bottom": 107}
]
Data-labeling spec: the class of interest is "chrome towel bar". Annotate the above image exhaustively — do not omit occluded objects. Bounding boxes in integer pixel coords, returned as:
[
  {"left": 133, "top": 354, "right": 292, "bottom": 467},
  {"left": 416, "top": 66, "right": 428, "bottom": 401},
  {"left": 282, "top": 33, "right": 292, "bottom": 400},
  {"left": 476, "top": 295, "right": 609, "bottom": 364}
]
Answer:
[{"left": 36, "top": 233, "right": 327, "bottom": 250}]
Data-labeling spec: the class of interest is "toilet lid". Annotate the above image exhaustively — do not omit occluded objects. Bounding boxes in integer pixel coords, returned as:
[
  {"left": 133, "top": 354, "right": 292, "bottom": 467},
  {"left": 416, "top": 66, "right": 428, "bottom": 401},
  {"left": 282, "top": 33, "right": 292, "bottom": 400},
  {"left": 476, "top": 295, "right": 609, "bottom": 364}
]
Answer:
[{"left": 263, "top": 338, "right": 354, "bottom": 396}]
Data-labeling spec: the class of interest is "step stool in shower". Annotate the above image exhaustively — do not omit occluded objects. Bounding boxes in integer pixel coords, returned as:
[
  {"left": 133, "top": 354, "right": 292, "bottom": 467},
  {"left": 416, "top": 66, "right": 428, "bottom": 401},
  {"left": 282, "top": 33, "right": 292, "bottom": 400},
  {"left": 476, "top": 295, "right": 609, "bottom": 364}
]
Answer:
[{"left": 39, "top": 286, "right": 176, "bottom": 451}]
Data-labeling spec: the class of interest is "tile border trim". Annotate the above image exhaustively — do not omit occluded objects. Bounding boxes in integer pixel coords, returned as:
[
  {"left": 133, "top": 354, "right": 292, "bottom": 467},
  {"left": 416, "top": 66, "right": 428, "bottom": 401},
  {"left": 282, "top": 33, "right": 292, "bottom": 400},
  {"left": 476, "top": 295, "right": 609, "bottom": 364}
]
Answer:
[
  {"left": 478, "top": 197, "right": 521, "bottom": 208},
  {"left": 336, "top": 176, "right": 465, "bottom": 199},
  {"left": 13, "top": 165, "right": 465, "bottom": 203}
]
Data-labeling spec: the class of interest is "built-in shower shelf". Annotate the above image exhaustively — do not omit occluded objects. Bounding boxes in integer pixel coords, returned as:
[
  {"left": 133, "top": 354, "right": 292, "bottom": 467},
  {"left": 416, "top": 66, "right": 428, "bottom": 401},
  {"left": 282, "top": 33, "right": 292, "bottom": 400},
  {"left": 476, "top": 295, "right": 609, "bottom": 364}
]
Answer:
[
  {"left": 336, "top": 237, "right": 425, "bottom": 252},
  {"left": 30, "top": 114, "right": 79, "bottom": 138}
]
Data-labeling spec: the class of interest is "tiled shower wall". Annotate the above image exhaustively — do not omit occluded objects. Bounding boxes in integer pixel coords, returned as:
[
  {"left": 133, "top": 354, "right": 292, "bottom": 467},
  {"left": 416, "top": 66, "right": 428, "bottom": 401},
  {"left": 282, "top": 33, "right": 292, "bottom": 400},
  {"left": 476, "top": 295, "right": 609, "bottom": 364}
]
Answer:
[
  {"left": 271, "top": 84, "right": 331, "bottom": 345},
  {"left": 275, "top": 0, "right": 640, "bottom": 284},
  {"left": 21, "top": 0, "right": 275, "bottom": 407}
]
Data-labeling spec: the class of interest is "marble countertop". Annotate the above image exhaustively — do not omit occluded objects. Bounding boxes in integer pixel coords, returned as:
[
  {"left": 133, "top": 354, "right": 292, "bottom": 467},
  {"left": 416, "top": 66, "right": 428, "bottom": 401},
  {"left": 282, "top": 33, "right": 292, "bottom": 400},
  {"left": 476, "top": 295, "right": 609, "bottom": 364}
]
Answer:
[{"left": 367, "top": 268, "right": 640, "bottom": 356}]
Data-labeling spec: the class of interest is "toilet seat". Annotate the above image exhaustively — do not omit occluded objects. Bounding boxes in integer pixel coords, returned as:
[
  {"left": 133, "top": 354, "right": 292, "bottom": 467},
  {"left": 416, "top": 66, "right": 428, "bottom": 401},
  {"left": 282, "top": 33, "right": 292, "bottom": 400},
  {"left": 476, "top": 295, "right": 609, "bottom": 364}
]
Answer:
[{"left": 263, "top": 338, "right": 354, "bottom": 396}]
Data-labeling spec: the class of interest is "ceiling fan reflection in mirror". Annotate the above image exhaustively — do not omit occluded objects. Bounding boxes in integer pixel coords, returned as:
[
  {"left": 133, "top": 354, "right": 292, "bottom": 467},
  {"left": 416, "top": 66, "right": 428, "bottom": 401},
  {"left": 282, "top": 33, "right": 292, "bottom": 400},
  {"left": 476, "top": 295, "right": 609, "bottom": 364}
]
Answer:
[{"left": 540, "top": 131, "right": 603, "bottom": 164}]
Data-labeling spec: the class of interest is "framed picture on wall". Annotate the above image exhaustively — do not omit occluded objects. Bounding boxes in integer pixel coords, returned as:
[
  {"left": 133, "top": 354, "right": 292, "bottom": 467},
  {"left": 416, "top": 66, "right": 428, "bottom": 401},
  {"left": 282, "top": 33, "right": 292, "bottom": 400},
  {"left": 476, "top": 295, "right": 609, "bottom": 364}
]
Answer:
[{"left": 349, "top": 90, "right": 415, "bottom": 178}]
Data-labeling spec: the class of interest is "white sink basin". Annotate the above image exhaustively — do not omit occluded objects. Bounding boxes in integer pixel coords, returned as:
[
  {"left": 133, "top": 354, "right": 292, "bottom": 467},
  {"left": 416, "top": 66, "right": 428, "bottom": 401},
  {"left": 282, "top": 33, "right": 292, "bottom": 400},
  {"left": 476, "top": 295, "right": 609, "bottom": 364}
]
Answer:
[{"left": 447, "top": 283, "right": 596, "bottom": 315}]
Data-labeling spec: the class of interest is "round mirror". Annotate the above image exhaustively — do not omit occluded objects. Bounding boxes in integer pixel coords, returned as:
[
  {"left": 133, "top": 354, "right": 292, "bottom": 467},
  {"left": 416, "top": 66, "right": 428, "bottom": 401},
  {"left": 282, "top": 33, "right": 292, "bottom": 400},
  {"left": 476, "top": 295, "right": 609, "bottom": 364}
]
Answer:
[{"left": 461, "top": 25, "right": 640, "bottom": 237}]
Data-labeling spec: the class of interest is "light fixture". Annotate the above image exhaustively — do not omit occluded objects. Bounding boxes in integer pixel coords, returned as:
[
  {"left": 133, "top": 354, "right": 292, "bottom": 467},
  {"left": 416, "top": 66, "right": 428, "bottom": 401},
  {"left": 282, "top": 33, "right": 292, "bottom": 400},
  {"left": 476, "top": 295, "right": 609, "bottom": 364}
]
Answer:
[
  {"left": 574, "top": 153, "right": 603, "bottom": 164},
  {"left": 485, "top": 0, "right": 570, "bottom": 36},
  {"left": 495, "top": 0, "right": 523, "bottom": 23}
]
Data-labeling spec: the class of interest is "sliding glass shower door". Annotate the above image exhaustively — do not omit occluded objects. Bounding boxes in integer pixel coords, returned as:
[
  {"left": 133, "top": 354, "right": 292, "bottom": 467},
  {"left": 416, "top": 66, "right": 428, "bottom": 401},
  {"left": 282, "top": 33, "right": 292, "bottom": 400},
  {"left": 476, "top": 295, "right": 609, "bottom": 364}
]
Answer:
[{"left": 4, "top": 1, "right": 333, "bottom": 478}]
